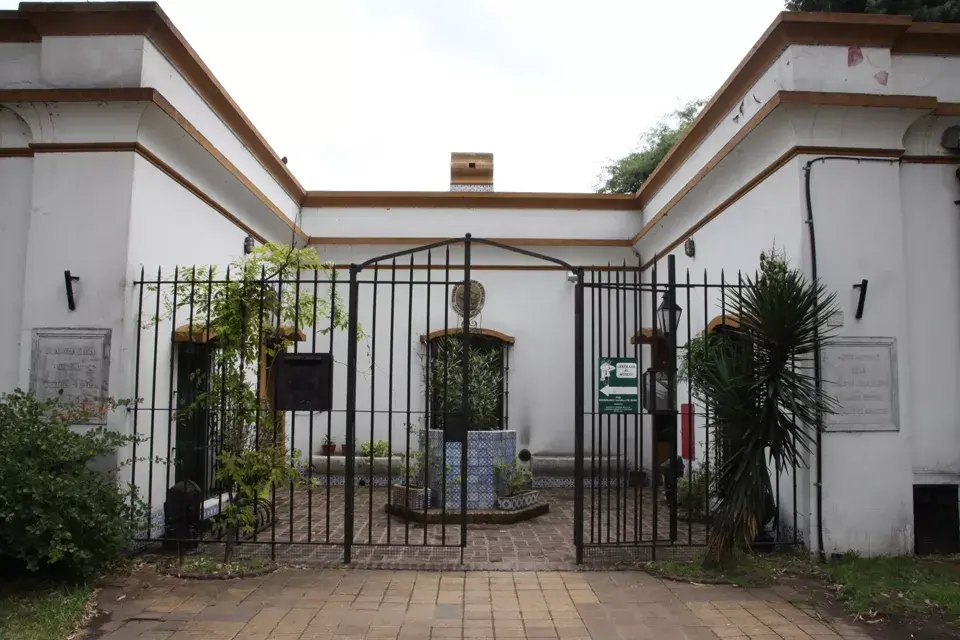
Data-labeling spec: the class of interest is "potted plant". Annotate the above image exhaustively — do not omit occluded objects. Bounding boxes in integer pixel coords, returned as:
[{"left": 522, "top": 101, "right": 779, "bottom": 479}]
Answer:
[
  {"left": 340, "top": 442, "right": 348, "bottom": 456},
  {"left": 390, "top": 450, "right": 431, "bottom": 510},
  {"left": 320, "top": 435, "right": 336, "bottom": 456},
  {"left": 494, "top": 457, "right": 538, "bottom": 510}
]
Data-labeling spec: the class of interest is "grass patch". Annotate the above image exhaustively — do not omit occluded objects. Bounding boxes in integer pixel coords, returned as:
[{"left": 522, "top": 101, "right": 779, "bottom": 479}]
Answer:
[
  {"left": 645, "top": 550, "right": 819, "bottom": 588},
  {"left": 182, "top": 555, "right": 271, "bottom": 574},
  {"left": 0, "top": 583, "right": 94, "bottom": 640},
  {"left": 823, "top": 555, "right": 960, "bottom": 620},
  {"left": 160, "top": 555, "right": 274, "bottom": 578}
]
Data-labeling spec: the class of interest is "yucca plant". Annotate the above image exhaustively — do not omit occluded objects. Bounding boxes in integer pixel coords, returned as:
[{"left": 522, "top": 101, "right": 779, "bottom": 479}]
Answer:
[{"left": 693, "top": 248, "right": 839, "bottom": 565}]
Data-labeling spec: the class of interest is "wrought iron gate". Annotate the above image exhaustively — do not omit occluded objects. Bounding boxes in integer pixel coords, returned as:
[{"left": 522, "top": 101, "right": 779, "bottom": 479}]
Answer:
[
  {"left": 574, "top": 255, "right": 808, "bottom": 564},
  {"left": 130, "top": 242, "right": 806, "bottom": 566},
  {"left": 342, "top": 235, "right": 577, "bottom": 563},
  {"left": 131, "top": 235, "right": 581, "bottom": 566}
]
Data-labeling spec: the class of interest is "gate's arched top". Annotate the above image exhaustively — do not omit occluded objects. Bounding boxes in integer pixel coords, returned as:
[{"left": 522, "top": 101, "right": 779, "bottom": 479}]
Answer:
[{"left": 357, "top": 234, "right": 577, "bottom": 272}]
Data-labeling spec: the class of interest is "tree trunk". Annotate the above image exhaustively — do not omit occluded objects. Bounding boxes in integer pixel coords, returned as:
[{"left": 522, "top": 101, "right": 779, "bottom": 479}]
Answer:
[{"left": 224, "top": 528, "right": 235, "bottom": 564}]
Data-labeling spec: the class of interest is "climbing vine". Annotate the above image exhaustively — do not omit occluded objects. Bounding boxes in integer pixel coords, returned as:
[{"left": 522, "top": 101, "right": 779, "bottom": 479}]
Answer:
[{"left": 152, "top": 243, "right": 353, "bottom": 561}]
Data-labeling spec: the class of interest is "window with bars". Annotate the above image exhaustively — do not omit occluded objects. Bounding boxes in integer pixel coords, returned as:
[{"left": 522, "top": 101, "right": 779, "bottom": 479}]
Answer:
[{"left": 426, "top": 334, "right": 510, "bottom": 434}]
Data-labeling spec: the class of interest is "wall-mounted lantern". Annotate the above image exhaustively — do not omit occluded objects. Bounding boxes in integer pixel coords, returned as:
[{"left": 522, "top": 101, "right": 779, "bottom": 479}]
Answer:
[{"left": 657, "top": 293, "right": 683, "bottom": 333}]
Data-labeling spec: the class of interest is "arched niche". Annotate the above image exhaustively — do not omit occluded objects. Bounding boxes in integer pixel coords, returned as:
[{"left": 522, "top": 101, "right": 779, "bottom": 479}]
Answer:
[{"left": 419, "top": 327, "right": 514, "bottom": 432}]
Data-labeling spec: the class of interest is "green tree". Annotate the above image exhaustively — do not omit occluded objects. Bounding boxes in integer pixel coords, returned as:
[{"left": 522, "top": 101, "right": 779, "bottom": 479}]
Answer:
[
  {"left": 596, "top": 100, "right": 704, "bottom": 194},
  {"left": 786, "top": 0, "right": 960, "bottom": 21}
]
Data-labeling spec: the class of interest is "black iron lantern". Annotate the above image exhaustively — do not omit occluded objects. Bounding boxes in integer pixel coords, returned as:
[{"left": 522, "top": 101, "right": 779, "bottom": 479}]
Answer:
[{"left": 657, "top": 293, "right": 683, "bottom": 333}]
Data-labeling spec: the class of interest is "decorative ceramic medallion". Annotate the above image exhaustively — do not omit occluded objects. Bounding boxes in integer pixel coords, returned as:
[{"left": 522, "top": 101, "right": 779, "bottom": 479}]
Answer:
[{"left": 451, "top": 280, "right": 485, "bottom": 319}]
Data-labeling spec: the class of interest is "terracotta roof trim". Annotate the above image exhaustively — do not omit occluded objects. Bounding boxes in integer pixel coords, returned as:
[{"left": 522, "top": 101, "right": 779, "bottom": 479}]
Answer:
[
  {"left": 2, "top": 5, "right": 959, "bottom": 225},
  {"left": 303, "top": 191, "right": 641, "bottom": 210},
  {"left": 13, "top": 2, "right": 305, "bottom": 208},
  {"left": 630, "top": 11, "right": 954, "bottom": 210}
]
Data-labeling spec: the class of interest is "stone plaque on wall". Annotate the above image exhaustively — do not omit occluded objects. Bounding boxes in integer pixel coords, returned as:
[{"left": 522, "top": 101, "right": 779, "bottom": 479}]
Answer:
[
  {"left": 30, "top": 328, "right": 111, "bottom": 424},
  {"left": 821, "top": 337, "right": 898, "bottom": 432}
]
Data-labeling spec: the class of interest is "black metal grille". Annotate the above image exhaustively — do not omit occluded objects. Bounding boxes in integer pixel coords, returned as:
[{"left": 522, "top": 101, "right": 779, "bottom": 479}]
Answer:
[
  {"left": 573, "top": 255, "right": 807, "bottom": 563},
  {"left": 128, "top": 240, "right": 810, "bottom": 567},
  {"left": 914, "top": 484, "right": 959, "bottom": 556}
]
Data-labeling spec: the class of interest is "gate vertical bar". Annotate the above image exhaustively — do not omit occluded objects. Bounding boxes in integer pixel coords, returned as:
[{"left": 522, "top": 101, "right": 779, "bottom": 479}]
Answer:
[
  {"left": 590, "top": 270, "right": 597, "bottom": 544},
  {"left": 614, "top": 267, "right": 622, "bottom": 543},
  {"left": 460, "top": 234, "right": 472, "bottom": 558},
  {"left": 574, "top": 268, "right": 585, "bottom": 564},
  {"left": 667, "top": 255, "right": 679, "bottom": 543},
  {"left": 344, "top": 265, "right": 360, "bottom": 563},
  {"left": 130, "top": 268, "right": 145, "bottom": 527},
  {"left": 650, "top": 262, "right": 659, "bottom": 560},
  {"left": 367, "top": 267, "right": 379, "bottom": 544}
]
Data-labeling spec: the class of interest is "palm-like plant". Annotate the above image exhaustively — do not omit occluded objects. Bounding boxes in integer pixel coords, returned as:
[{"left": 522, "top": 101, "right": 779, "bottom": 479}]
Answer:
[{"left": 693, "top": 249, "right": 839, "bottom": 564}]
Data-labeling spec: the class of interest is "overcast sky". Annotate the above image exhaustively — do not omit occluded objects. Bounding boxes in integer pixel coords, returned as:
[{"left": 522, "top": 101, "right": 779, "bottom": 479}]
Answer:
[{"left": 9, "top": 0, "right": 786, "bottom": 192}]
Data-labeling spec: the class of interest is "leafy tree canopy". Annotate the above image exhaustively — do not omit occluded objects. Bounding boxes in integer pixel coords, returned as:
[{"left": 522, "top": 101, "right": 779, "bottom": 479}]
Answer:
[
  {"left": 596, "top": 99, "right": 704, "bottom": 194},
  {"left": 786, "top": 0, "right": 960, "bottom": 21}
]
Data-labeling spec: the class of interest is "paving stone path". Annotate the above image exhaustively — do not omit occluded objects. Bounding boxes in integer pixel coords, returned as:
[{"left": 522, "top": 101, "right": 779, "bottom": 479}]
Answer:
[{"left": 91, "top": 568, "right": 875, "bottom": 639}]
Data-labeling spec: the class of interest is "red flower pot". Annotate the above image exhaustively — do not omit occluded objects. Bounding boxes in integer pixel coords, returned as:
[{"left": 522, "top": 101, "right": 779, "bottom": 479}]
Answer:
[
  {"left": 320, "top": 444, "right": 336, "bottom": 456},
  {"left": 340, "top": 444, "right": 349, "bottom": 456}
]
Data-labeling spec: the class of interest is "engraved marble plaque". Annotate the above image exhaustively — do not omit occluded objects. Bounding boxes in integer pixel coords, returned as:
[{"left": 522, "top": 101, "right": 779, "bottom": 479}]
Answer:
[
  {"left": 30, "top": 328, "right": 111, "bottom": 424},
  {"left": 821, "top": 337, "right": 898, "bottom": 432}
]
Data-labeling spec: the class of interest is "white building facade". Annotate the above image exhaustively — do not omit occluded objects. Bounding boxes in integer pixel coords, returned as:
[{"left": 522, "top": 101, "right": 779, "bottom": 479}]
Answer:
[{"left": 1, "top": 3, "right": 959, "bottom": 560}]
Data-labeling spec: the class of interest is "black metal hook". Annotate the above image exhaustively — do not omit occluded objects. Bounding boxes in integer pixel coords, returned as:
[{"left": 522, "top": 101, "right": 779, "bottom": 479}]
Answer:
[
  {"left": 853, "top": 279, "right": 868, "bottom": 320},
  {"left": 64, "top": 270, "right": 80, "bottom": 311}
]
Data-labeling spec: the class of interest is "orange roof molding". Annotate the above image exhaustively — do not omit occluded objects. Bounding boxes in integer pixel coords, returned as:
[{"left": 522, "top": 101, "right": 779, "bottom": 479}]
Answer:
[
  {"left": 2, "top": 5, "right": 958, "bottom": 224},
  {"left": 9, "top": 2, "right": 305, "bottom": 206},
  {"left": 0, "top": 87, "right": 308, "bottom": 243},
  {"left": 631, "top": 12, "right": 957, "bottom": 210},
  {"left": 420, "top": 328, "right": 515, "bottom": 345},
  {"left": 706, "top": 315, "right": 741, "bottom": 333},
  {"left": 309, "top": 237, "right": 631, "bottom": 247},
  {"left": 304, "top": 191, "right": 640, "bottom": 210}
]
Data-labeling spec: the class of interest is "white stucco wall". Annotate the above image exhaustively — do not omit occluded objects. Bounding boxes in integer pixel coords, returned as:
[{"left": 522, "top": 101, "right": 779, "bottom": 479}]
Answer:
[
  {"left": 0, "top": 34, "right": 300, "bottom": 240},
  {"left": 303, "top": 207, "right": 640, "bottom": 242},
  {"left": 900, "top": 162, "right": 960, "bottom": 482},
  {"left": 0, "top": 156, "right": 33, "bottom": 392},
  {"left": 0, "top": 42, "right": 41, "bottom": 89},
  {"left": 139, "top": 38, "right": 301, "bottom": 221},
  {"left": 805, "top": 158, "right": 916, "bottom": 555},
  {"left": 16, "top": 151, "right": 137, "bottom": 432},
  {"left": 0, "top": 106, "right": 33, "bottom": 392}
]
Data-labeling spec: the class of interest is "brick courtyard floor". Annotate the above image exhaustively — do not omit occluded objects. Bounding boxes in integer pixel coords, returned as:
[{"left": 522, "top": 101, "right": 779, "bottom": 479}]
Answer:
[
  {"left": 226, "top": 487, "right": 707, "bottom": 570},
  {"left": 91, "top": 567, "right": 875, "bottom": 639}
]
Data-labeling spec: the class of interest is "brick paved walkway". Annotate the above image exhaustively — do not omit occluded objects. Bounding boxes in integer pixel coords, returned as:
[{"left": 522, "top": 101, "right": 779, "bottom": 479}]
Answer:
[
  {"left": 240, "top": 488, "right": 707, "bottom": 569},
  {"left": 91, "top": 568, "right": 875, "bottom": 639}
]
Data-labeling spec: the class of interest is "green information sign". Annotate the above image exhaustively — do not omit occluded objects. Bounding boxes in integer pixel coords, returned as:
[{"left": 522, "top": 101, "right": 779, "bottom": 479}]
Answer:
[{"left": 598, "top": 357, "right": 639, "bottom": 414}]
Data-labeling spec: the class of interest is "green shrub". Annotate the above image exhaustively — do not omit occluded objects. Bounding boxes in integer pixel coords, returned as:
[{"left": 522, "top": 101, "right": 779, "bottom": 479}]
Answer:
[
  {"left": 677, "top": 466, "right": 711, "bottom": 520},
  {"left": 360, "top": 440, "right": 389, "bottom": 457},
  {"left": 494, "top": 458, "right": 534, "bottom": 497},
  {"left": 0, "top": 390, "right": 141, "bottom": 578}
]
